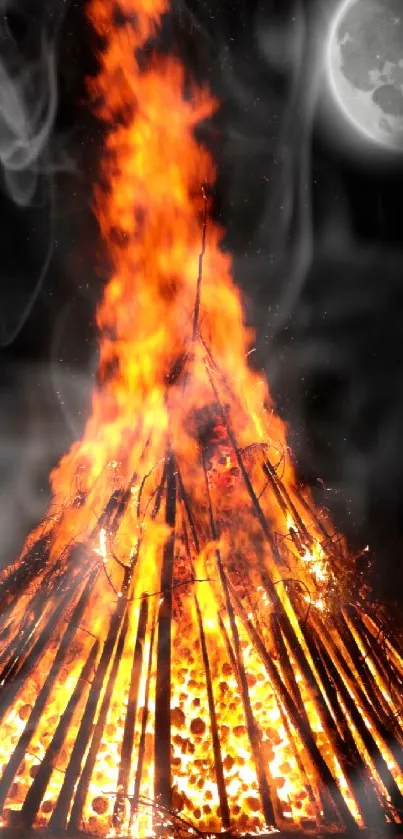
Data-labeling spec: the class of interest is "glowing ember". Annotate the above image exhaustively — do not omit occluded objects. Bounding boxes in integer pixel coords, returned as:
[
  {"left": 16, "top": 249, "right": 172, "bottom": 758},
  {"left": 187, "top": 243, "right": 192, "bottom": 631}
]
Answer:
[{"left": 1, "top": 1, "right": 403, "bottom": 837}]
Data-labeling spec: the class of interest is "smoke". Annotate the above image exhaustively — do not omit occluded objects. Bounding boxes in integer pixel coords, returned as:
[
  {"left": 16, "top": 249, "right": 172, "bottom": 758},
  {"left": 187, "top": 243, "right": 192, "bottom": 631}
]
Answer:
[
  {"left": 248, "top": 0, "right": 315, "bottom": 282},
  {"left": 0, "top": 0, "right": 95, "bottom": 571},
  {"left": 50, "top": 296, "right": 98, "bottom": 439},
  {"left": 0, "top": 362, "right": 72, "bottom": 571},
  {"left": 0, "top": 24, "right": 57, "bottom": 206},
  {"left": 175, "top": 0, "right": 327, "bottom": 336},
  {"left": 0, "top": 0, "right": 71, "bottom": 347}
]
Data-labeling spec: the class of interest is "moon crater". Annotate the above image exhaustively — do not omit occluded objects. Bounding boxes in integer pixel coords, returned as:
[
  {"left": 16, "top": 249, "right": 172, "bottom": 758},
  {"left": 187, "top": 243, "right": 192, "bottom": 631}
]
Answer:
[{"left": 327, "top": 0, "right": 403, "bottom": 151}]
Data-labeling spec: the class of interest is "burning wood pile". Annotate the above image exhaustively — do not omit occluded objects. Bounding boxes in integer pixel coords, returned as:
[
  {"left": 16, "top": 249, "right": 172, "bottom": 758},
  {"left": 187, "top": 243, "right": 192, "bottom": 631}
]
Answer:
[{"left": 1, "top": 0, "right": 403, "bottom": 837}]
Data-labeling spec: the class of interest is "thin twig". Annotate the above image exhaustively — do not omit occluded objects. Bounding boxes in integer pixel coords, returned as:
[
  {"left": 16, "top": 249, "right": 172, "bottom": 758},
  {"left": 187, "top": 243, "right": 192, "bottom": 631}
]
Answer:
[
  {"left": 137, "top": 577, "right": 212, "bottom": 600},
  {"left": 192, "top": 184, "right": 208, "bottom": 341}
]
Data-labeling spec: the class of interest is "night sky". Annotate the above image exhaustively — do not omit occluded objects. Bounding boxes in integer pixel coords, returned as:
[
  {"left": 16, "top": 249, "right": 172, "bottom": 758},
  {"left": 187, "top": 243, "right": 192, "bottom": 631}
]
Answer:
[{"left": 1, "top": 0, "right": 403, "bottom": 619}]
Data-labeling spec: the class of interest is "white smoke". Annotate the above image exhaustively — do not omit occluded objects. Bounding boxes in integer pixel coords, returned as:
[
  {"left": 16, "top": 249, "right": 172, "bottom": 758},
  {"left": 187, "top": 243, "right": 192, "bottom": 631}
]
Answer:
[
  {"left": 0, "top": 6, "right": 59, "bottom": 207},
  {"left": 50, "top": 297, "right": 98, "bottom": 439},
  {"left": 0, "top": 362, "right": 73, "bottom": 570},
  {"left": 0, "top": 0, "right": 74, "bottom": 347}
]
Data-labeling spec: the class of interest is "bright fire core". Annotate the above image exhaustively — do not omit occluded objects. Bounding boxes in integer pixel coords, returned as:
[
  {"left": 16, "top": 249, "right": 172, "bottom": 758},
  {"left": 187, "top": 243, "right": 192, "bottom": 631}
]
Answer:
[{"left": 1, "top": 1, "right": 403, "bottom": 837}]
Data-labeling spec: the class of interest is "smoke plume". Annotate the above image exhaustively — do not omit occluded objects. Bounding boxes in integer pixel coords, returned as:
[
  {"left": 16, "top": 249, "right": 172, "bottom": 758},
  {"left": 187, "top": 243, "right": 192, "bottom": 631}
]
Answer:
[{"left": 0, "top": 0, "right": 68, "bottom": 347}]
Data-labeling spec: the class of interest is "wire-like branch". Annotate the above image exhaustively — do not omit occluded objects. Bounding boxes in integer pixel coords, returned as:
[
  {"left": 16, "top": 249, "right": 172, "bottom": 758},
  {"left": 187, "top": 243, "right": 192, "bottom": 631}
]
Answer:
[
  {"left": 136, "top": 576, "right": 212, "bottom": 601},
  {"left": 192, "top": 184, "right": 208, "bottom": 341}
]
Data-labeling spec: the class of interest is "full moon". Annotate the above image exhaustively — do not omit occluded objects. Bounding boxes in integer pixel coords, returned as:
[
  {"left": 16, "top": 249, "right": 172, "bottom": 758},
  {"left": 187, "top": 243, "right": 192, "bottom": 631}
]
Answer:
[{"left": 327, "top": 0, "right": 403, "bottom": 151}]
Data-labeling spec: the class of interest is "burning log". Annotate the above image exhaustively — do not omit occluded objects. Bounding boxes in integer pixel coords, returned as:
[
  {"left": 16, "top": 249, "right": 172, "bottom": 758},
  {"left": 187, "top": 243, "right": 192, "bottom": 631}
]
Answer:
[
  {"left": 347, "top": 606, "right": 403, "bottom": 708},
  {"left": 131, "top": 611, "right": 156, "bottom": 826},
  {"left": 0, "top": 541, "right": 87, "bottom": 684},
  {"left": 316, "top": 617, "right": 403, "bottom": 787},
  {"left": 113, "top": 595, "right": 149, "bottom": 826},
  {"left": 316, "top": 630, "right": 403, "bottom": 817},
  {"left": 202, "top": 451, "right": 276, "bottom": 828},
  {"left": 191, "top": 185, "right": 208, "bottom": 343},
  {"left": 262, "top": 458, "right": 312, "bottom": 548},
  {"left": 69, "top": 585, "right": 132, "bottom": 831},
  {"left": 154, "top": 452, "right": 177, "bottom": 815},
  {"left": 281, "top": 602, "right": 403, "bottom": 823},
  {"left": 292, "top": 486, "right": 336, "bottom": 548},
  {"left": 228, "top": 585, "right": 359, "bottom": 832},
  {"left": 181, "top": 512, "right": 230, "bottom": 830},
  {"left": 20, "top": 640, "right": 99, "bottom": 828},
  {"left": 194, "top": 594, "right": 231, "bottom": 830},
  {"left": 0, "top": 570, "right": 98, "bottom": 814},
  {"left": 299, "top": 618, "right": 391, "bottom": 827},
  {"left": 49, "top": 571, "right": 130, "bottom": 831},
  {"left": 0, "top": 577, "right": 84, "bottom": 725},
  {"left": 269, "top": 610, "right": 333, "bottom": 818},
  {"left": 335, "top": 612, "right": 398, "bottom": 728},
  {"left": 0, "top": 535, "right": 51, "bottom": 611},
  {"left": 275, "top": 695, "right": 320, "bottom": 824}
]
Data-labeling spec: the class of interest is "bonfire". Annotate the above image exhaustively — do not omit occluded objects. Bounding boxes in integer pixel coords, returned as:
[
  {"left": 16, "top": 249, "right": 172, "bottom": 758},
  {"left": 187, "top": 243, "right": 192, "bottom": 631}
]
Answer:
[{"left": 0, "top": 1, "right": 403, "bottom": 837}]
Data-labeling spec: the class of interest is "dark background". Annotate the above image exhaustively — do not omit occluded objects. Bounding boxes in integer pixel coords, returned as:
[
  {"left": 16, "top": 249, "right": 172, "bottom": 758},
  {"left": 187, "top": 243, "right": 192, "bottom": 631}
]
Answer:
[{"left": 1, "top": 0, "right": 403, "bottom": 618}]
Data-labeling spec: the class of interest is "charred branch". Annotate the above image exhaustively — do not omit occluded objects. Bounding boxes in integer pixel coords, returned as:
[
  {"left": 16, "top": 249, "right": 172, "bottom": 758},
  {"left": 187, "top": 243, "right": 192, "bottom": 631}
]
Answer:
[
  {"left": 20, "top": 640, "right": 99, "bottom": 828},
  {"left": 154, "top": 452, "right": 177, "bottom": 814},
  {"left": 114, "top": 596, "right": 148, "bottom": 816},
  {"left": 0, "top": 578, "right": 85, "bottom": 726},
  {"left": 131, "top": 612, "right": 157, "bottom": 822},
  {"left": 68, "top": 576, "right": 132, "bottom": 831},
  {"left": 50, "top": 571, "right": 130, "bottom": 832},
  {"left": 228, "top": 585, "right": 358, "bottom": 832},
  {"left": 202, "top": 451, "right": 276, "bottom": 829},
  {"left": 195, "top": 594, "right": 230, "bottom": 830},
  {"left": 0, "top": 571, "right": 98, "bottom": 813}
]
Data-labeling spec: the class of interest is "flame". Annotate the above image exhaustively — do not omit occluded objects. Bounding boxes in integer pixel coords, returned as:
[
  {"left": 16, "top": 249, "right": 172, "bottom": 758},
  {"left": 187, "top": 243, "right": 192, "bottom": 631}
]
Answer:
[{"left": 1, "top": 1, "right": 403, "bottom": 837}]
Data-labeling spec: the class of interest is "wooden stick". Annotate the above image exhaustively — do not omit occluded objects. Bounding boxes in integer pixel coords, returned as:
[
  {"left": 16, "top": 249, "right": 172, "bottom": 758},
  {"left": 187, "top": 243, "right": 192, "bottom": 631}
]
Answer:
[
  {"left": 50, "top": 572, "right": 129, "bottom": 831},
  {"left": 180, "top": 512, "right": 231, "bottom": 830},
  {"left": 0, "top": 580, "right": 82, "bottom": 725},
  {"left": 131, "top": 612, "right": 157, "bottom": 827},
  {"left": 192, "top": 185, "right": 208, "bottom": 342},
  {"left": 113, "top": 596, "right": 149, "bottom": 825},
  {"left": 228, "top": 585, "right": 358, "bottom": 832},
  {"left": 271, "top": 614, "right": 302, "bottom": 709},
  {"left": 0, "top": 535, "right": 50, "bottom": 611},
  {"left": 0, "top": 571, "right": 97, "bottom": 813},
  {"left": 316, "top": 620, "right": 403, "bottom": 817},
  {"left": 217, "top": 611, "right": 238, "bottom": 676},
  {"left": 280, "top": 607, "right": 394, "bottom": 816},
  {"left": 154, "top": 453, "right": 176, "bottom": 814},
  {"left": 0, "top": 542, "right": 90, "bottom": 685},
  {"left": 276, "top": 695, "right": 321, "bottom": 822},
  {"left": 301, "top": 619, "right": 390, "bottom": 828},
  {"left": 358, "top": 617, "right": 403, "bottom": 691},
  {"left": 263, "top": 459, "right": 311, "bottom": 546},
  {"left": 150, "top": 459, "right": 168, "bottom": 520},
  {"left": 195, "top": 594, "right": 231, "bottom": 829},
  {"left": 201, "top": 452, "right": 276, "bottom": 828},
  {"left": 335, "top": 613, "right": 394, "bottom": 726},
  {"left": 68, "top": 601, "right": 130, "bottom": 831},
  {"left": 317, "top": 615, "right": 403, "bottom": 774},
  {"left": 347, "top": 607, "right": 403, "bottom": 708},
  {"left": 273, "top": 612, "right": 371, "bottom": 825},
  {"left": 261, "top": 462, "right": 289, "bottom": 518},
  {"left": 288, "top": 482, "right": 335, "bottom": 547},
  {"left": 206, "top": 370, "right": 277, "bottom": 556},
  {"left": 0, "top": 610, "right": 43, "bottom": 687},
  {"left": 20, "top": 640, "right": 99, "bottom": 827}
]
